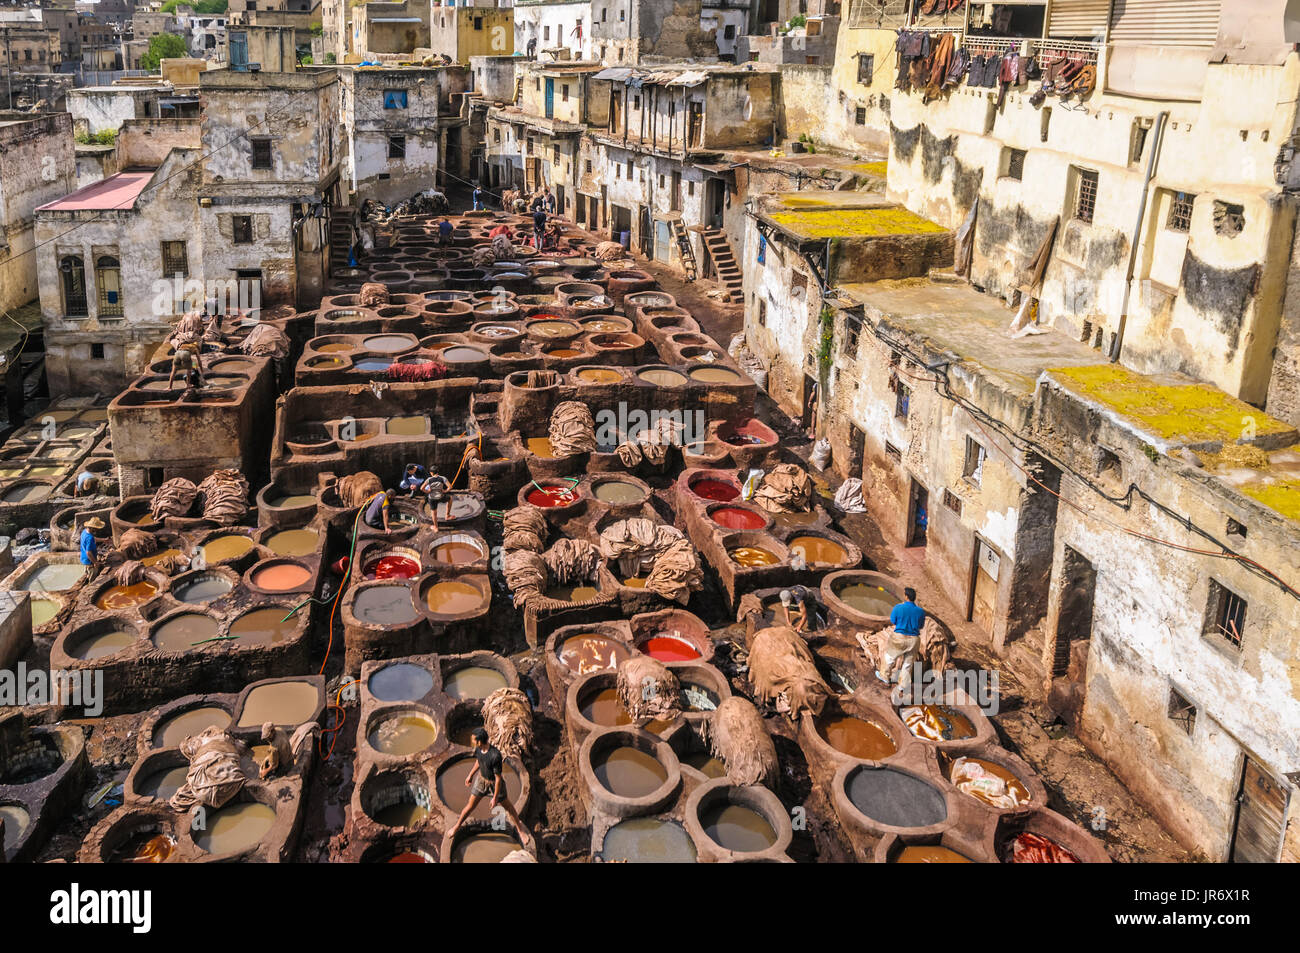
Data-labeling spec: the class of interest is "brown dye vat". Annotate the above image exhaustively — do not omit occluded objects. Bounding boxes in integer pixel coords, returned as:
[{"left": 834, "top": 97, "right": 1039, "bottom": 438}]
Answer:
[
  {"left": 237, "top": 681, "right": 319, "bottom": 727},
  {"left": 577, "top": 368, "right": 622, "bottom": 383},
  {"left": 900, "top": 705, "right": 976, "bottom": 742},
  {"left": 374, "top": 801, "right": 429, "bottom": 828},
  {"left": 772, "top": 511, "right": 819, "bottom": 529},
  {"left": 688, "top": 366, "right": 742, "bottom": 384},
  {"left": 638, "top": 368, "right": 686, "bottom": 387},
  {"left": 437, "top": 759, "right": 522, "bottom": 817},
  {"left": 442, "top": 346, "right": 487, "bottom": 362},
  {"left": 193, "top": 802, "right": 276, "bottom": 854},
  {"left": 592, "top": 480, "right": 644, "bottom": 504},
  {"left": 529, "top": 320, "right": 578, "bottom": 338},
  {"left": 582, "top": 319, "right": 625, "bottom": 332},
  {"left": 789, "top": 536, "right": 847, "bottom": 564},
  {"left": 202, "top": 535, "right": 254, "bottom": 562},
  {"left": 433, "top": 539, "right": 484, "bottom": 564},
  {"left": 266, "top": 529, "right": 320, "bottom": 557},
  {"left": 425, "top": 580, "right": 485, "bottom": 614},
  {"left": 557, "top": 634, "right": 630, "bottom": 675},
  {"left": 353, "top": 586, "right": 419, "bottom": 625},
  {"left": 112, "top": 831, "right": 176, "bottom": 863},
  {"left": 251, "top": 562, "right": 312, "bottom": 591},
  {"left": 386, "top": 416, "right": 428, "bottom": 435},
  {"left": 96, "top": 580, "right": 158, "bottom": 610},
  {"left": 155, "top": 706, "right": 230, "bottom": 747},
  {"left": 622, "top": 576, "right": 648, "bottom": 588},
  {"left": 526, "top": 436, "right": 555, "bottom": 457},
  {"left": 949, "top": 757, "right": 1031, "bottom": 808},
  {"left": 728, "top": 546, "right": 779, "bottom": 568},
  {"left": 700, "top": 803, "right": 777, "bottom": 853},
  {"left": 141, "top": 547, "right": 182, "bottom": 567},
  {"left": 837, "top": 583, "right": 895, "bottom": 617},
  {"left": 443, "top": 666, "right": 507, "bottom": 699},
  {"left": 368, "top": 713, "right": 439, "bottom": 756},
  {"left": 153, "top": 613, "right": 219, "bottom": 652},
  {"left": 138, "top": 765, "right": 189, "bottom": 801},
  {"left": 316, "top": 342, "right": 354, "bottom": 353},
  {"left": 363, "top": 334, "right": 415, "bottom": 353},
  {"left": 684, "top": 752, "right": 727, "bottom": 778},
  {"left": 815, "top": 713, "right": 897, "bottom": 760},
  {"left": 894, "top": 845, "right": 973, "bottom": 863},
  {"left": 73, "top": 629, "right": 135, "bottom": 660},
  {"left": 593, "top": 746, "right": 668, "bottom": 798},
  {"left": 546, "top": 348, "right": 583, "bottom": 358},
  {"left": 229, "top": 608, "right": 297, "bottom": 646},
  {"left": 451, "top": 832, "right": 519, "bottom": 863},
  {"left": 268, "top": 493, "right": 316, "bottom": 508},
  {"left": 580, "top": 688, "right": 672, "bottom": 733},
  {"left": 547, "top": 584, "right": 599, "bottom": 602}
]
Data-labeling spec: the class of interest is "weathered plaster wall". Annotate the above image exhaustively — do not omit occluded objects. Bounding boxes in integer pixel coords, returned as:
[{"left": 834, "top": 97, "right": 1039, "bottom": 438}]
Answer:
[{"left": 0, "top": 113, "right": 76, "bottom": 315}]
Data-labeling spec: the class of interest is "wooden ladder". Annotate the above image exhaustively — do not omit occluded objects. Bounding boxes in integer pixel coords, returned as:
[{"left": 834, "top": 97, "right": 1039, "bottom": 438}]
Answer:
[{"left": 672, "top": 219, "right": 697, "bottom": 281}]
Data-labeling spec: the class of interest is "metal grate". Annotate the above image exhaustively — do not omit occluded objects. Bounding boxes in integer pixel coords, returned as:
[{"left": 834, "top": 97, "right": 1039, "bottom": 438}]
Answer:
[
  {"left": 1166, "top": 191, "right": 1194, "bottom": 232},
  {"left": 1074, "top": 168, "right": 1099, "bottom": 224},
  {"left": 60, "top": 256, "right": 87, "bottom": 316},
  {"left": 161, "top": 240, "right": 189, "bottom": 278},
  {"left": 1167, "top": 687, "right": 1197, "bottom": 736},
  {"left": 1005, "top": 148, "right": 1026, "bottom": 181},
  {"left": 1206, "top": 580, "right": 1247, "bottom": 649},
  {"left": 942, "top": 488, "right": 961, "bottom": 514},
  {"left": 251, "top": 139, "right": 272, "bottom": 169},
  {"left": 96, "top": 256, "right": 122, "bottom": 317}
]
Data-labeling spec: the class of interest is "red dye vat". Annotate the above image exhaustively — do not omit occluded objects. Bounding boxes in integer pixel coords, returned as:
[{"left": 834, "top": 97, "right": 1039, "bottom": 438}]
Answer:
[
  {"left": 641, "top": 635, "right": 701, "bottom": 662},
  {"left": 387, "top": 852, "right": 429, "bottom": 863},
  {"left": 711, "top": 506, "right": 766, "bottom": 530},
  {"left": 366, "top": 555, "right": 421, "bottom": 580},
  {"left": 691, "top": 478, "right": 739, "bottom": 502},
  {"left": 527, "top": 485, "right": 578, "bottom": 507}
]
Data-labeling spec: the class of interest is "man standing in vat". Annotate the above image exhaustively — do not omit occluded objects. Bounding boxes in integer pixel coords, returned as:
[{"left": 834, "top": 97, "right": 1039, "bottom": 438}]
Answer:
[
  {"left": 80, "top": 517, "right": 104, "bottom": 570},
  {"left": 883, "top": 588, "right": 926, "bottom": 702},
  {"left": 450, "top": 728, "right": 527, "bottom": 841}
]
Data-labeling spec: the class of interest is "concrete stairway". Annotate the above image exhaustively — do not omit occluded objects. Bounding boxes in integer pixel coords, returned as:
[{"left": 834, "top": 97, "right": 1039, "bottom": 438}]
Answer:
[{"left": 702, "top": 228, "right": 743, "bottom": 301}]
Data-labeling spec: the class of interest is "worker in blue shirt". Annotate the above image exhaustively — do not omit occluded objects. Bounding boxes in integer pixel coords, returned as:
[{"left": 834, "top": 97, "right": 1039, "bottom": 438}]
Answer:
[
  {"left": 472, "top": 185, "right": 484, "bottom": 211},
  {"left": 398, "top": 464, "right": 428, "bottom": 496},
  {"left": 890, "top": 587, "right": 926, "bottom": 635},
  {"left": 437, "top": 218, "right": 453, "bottom": 245},
  {"left": 80, "top": 517, "right": 105, "bottom": 568},
  {"left": 882, "top": 587, "right": 926, "bottom": 700}
]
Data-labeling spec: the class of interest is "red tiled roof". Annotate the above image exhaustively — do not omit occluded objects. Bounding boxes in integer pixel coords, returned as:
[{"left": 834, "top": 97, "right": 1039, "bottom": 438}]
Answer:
[{"left": 37, "top": 169, "right": 155, "bottom": 212}]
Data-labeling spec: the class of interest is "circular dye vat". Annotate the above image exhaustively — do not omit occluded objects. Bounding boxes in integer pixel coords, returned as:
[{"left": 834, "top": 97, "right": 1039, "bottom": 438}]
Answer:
[
  {"left": 593, "top": 745, "right": 668, "bottom": 798},
  {"left": 386, "top": 852, "right": 431, "bottom": 863},
  {"left": 364, "top": 554, "right": 421, "bottom": 580},
  {"left": 526, "top": 436, "right": 555, "bottom": 457},
  {"left": 815, "top": 713, "right": 897, "bottom": 761},
  {"left": 789, "top": 536, "right": 847, "bottom": 564},
  {"left": 600, "top": 817, "right": 698, "bottom": 863},
  {"left": 582, "top": 319, "right": 626, "bottom": 333},
  {"left": 638, "top": 368, "right": 686, "bottom": 387},
  {"left": 1, "top": 804, "right": 31, "bottom": 854},
  {"left": 691, "top": 478, "right": 739, "bottom": 502},
  {"left": 265, "top": 529, "right": 319, "bottom": 557},
  {"left": 443, "top": 345, "right": 487, "bottom": 362},
  {"left": 153, "top": 613, "right": 220, "bottom": 652},
  {"left": 700, "top": 802, "right": 777, "bottom": 853},
  {"left": 137, "top": 764, "right": 189, "bottom": 801},
  {"left": 592, "top": 480, "right": 644, "bottom": 504},
  {"left": 373, "top": 799, "right": 429, "bottom": 828},
  {"left": 424, "top": 580, "right": 485, "bottom": 615},
  {"left": 174, "top": 573, "right": 233, "bottom": 603},
  {"left": 711, "top": 506, "right": 766, "bottom": 530},
  {"left": 894, "top": 845, "right": 973, "bottom": 863},
  {"left": 315, "top": 341, "right": 354, "bottom": 353},
  {"left": 368, "top": 712, "right": 438, "bottom": 756},
  {"left": 19, "top": 563, "right": 86, "bottom": 591},
  {"left": 432, "top": 538, "right": 484, "bottom": 564},
  {"left": 202, "top": 535, "right": 255, "bottom": 563},
  {"left": 451, "top": 832, "right": 519, "bottom": 863},
  {"left": 836, "top": 583, "right": 896, "bottom": 617},
  {"left": 368, "top": 662, "right": 435, "bottom": 702},
  {"left": 526, "top": 484, "right": 578, "bottom": 507},
  {"left": 193, "top": 801, "right": 276, "bottom": 855},
  {"left": 683, "top": 752, "right": 727, "bottom": 778},
  {"left": 899, "top": 705, "right": 976, "bottom": 742},
  {"left": 437, "top": 758, "right": 523, "bottom": 819},
  {"left": 689, "top": 366, "right": 742, "bottom": 384},
  {"left": 529, "top": 319, "right": 579, "bottom": 337},
  {"left": 948, "top": 757, "right": 1031, "bottom": 808},
  {"left": 268, "top": 492, "right": 316, "bottom": 508},
  {"left": 30, "top": 598, "right": 59, "bottom": 628},
  {"left": 476, "top": 325, "right": 516, "bottom": 338},
  {"left": 443, "top": 665, "right": 507, "bottom": 700},
  {"left": 352, "top": 586, "right": 419, "bottom": 626},
  {"left": 71, "top": 629, "right": 135, "bottom": 661},
  {"left": 547, "top": 584, "right": 599, "bottom": 602},
  {"left": 845, "top": 767, "right": 948, "bottom": 828},
  {"left": 251, "top": 562, "right": 312, "bottom": 592},
  {"left": 546, "top": 348, "right": 583, "bottom": 358},
  {"left": 577, "top": 368, "right": 623, "bottom": 383},
  {"left": 680, "top": 682, "right": 720, "bottom": 712},
  {"left": 141, "top": 547, "right": 182, "bottom": 568},
  {"left": 229, "top": 607, "right": 297, "bottom": 646},
  {"left": 557, "top": 633, "right": 631, "bottom": 675},
  {"left": 728, "top": 546, "right": 780, "bottom": 568},
  {"left": 622, "top": 576, "right": 648, "bottom": 588},
  {"left": 95, "top": 580, "right": 158, "bottom": 611},
  {"left": 154, "top": 706, "right": 230, "bottom": 748},
  {"left": 580, "top": 687, "right": 631, "bottom": 727},
  {"left": 236, "top": 680, "right": 319, "bottom": 727},
  {"left": 639, "top": 633, "right": 701, "bottom": 662},
  {"left": 363, "top": 334, "right": 414, "bottom": 353},
  {"left": 354, "top": 359, "right": 392, "bottom": 372}
]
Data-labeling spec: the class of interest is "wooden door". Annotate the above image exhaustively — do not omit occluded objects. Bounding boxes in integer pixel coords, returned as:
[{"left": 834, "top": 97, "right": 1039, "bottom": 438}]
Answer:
[
  {"left": 1231, "top": 756, "right": 1288, "bottom": 863},
  {"left": 971, "top": 538, "right": 999, "bottom": 635}
]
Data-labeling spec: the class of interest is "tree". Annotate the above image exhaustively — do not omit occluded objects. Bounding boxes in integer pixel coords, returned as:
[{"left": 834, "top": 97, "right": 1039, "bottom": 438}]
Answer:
[{"left": 141, "top": 33, "right": 187, "bottom": 71}]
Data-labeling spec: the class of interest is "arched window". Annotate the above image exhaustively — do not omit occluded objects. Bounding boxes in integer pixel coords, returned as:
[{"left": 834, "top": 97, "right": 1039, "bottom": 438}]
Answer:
[
  {"left": 96, "top": 256, "right": 122, "bottom": 317},
  {"left": 59, "top": 256, "right": 87, "bottom": 316}
]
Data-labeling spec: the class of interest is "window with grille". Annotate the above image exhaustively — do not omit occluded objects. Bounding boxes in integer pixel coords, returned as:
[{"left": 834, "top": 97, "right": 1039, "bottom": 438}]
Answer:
[
  {"left": 855, "top": 107, "right": 866, "bottom": 125},
  {"left": 388, "top": 135, "right": 406, "bottom": 159},
  {"left": 96, "top": 256, "right": 122, "bottom": 316},
  {"left": 963, "top": 436, "right": 986, "bottom": 486},
  {"left": 1003, "top": 147, "right": 1026, "bottom": 181},
  {"left": 845, "top": 320, "right": 859, "bottom": 357},
  {"left": 251, "top": 138, "right": 272, "bottom": 169},
  {"left": 91, "top": 342, "right": 105, "bottom": 360},
  {"left": 1071, "top": 167, "right": 1098, "bottom": 224},
  {"left": 895, "top": 382, "right": 910, "bottom": 420},
  {"left": 1167, "top": 687, "right": 1196, "bottom": 736},
  {"left": 1167, "top": 192, "right": 1195, "bottom": 232},
  {"left": 1204, "top": 580, "right": 1246, "bottom": 650},
  {"left": 60, "top": 256, "right": 88, "bottom": 316},
  {"left": 885, "top": 442, "right": 902, "bottom": 462},
  {"left": 233, "top": 215, "right": 254, "bottom": 244},
  {"left": 857, "top": 53, "right": 874, "bottom": 84},
  {"left": 383, "top": 89, "right": 408, "bottom": 109},
  {"left": 161, "top": 241, "right": 188, "bottom": 278},
  {"left": 942, "top": 488, "right": 961, "bottom": 514}
]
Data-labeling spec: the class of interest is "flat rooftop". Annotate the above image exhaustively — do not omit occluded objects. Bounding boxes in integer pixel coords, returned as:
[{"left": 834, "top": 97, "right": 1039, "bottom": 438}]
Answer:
[
  {"left": 37, "top": 169, "right": 154, "bottom": 212},
  {"left": 764, "top": 195, "right": 945, "bottom": 242}
]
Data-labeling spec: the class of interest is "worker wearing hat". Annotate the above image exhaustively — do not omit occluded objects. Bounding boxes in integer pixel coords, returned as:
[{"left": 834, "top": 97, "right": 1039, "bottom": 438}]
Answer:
[{"left": 80, "top": 517, "right": 105, "bottom": 568}]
